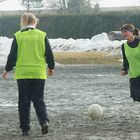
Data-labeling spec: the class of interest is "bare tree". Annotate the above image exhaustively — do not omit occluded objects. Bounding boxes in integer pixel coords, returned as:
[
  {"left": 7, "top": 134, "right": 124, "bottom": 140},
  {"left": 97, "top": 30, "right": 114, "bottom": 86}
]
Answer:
[
  {"left": 46, "top": 0, "right": 57, "bottom": 9},
  {"left": 59, "top": 0, "right": 69, "bottom": 9},
  {"left": 20, "top": 0, "right": 45, "bottom": 11},
  {"left": 67, "top": 0, "right": 91, "bottom": 13},
  {"left": 41, "top": 0, "right": 68, "bottom": 11},
  {"left": 49, "top": 0, "right": 69, "bottom": 9},
  {"left": 90, "top": 0, "right": 102, "bottom": 7},
  {"left": 43, "top": 0, "right": 101, "bottom": 13}
]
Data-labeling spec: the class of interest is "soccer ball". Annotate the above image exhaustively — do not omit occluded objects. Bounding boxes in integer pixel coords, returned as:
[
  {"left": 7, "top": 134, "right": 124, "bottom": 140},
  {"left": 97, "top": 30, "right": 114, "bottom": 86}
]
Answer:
[{"left": 88, "top": 104, "right": 104, "bottom": 120}]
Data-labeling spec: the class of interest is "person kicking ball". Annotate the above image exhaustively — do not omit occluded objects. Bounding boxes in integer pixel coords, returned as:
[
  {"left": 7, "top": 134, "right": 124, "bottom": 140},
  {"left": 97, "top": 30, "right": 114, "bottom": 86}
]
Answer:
[{"left": 2, "top": 12, "right": 55, "bottom": 136}]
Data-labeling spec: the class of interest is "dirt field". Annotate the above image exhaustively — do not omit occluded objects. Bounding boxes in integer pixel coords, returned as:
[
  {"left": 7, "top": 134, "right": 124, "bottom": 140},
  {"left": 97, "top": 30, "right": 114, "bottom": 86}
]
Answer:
[
  {"left": 54, "top": 52, "right": 121, "bottom": 64},
  {"left": 0, "top": 64, "right": 140, "bottom": 140}
]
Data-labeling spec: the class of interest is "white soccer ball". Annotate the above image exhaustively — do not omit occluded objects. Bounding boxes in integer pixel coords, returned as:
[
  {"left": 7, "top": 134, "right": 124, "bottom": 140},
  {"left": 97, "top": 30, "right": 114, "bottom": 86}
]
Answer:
[{"left": 88, "top": 104, "right": 104, "bottom": 120}]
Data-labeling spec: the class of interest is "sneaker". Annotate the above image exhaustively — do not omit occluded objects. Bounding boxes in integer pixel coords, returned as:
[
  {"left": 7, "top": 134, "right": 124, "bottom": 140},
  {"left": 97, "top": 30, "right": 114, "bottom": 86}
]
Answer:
[
  {"left": 22, "top": 131, "right": 29, "bottom": 136},
  {"left": 41, "top": 123, "right": 48, "bottom": 134}
]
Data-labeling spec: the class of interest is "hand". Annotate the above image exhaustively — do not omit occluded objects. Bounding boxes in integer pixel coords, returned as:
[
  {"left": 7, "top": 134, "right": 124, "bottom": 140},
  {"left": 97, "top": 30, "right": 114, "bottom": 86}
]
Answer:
[
  {"left": 48, "top": 69, "right": 54, "bottom": 76},
  {"left": 120, "top": 70, "right": 127, "bottom": 76},
  {"left": 2, "top": 70, "right": 8, "bottom": 80}
]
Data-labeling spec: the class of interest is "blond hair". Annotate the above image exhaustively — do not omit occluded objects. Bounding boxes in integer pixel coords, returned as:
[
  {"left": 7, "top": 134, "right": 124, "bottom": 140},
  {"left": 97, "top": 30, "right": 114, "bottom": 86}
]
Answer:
[{"left": 20, "top": 12, "right": 39, "bottom": 29}]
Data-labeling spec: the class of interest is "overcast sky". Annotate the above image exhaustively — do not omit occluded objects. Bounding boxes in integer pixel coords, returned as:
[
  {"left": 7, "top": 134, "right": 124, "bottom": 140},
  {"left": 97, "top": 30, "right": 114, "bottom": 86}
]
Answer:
[{"left": 0, "top": 0, "right": 140, "bottom": 11}]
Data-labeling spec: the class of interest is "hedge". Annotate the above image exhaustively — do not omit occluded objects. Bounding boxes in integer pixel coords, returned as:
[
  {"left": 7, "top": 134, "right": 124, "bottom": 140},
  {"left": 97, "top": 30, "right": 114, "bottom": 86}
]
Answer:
[{"left": 0, "top": 11, "right": 140, "bottom": 38}]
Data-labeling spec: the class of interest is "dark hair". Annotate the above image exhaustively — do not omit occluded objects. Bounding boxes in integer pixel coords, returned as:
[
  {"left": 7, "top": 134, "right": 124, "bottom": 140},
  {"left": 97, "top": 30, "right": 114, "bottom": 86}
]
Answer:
[
  {"left": 134, "top": 28, "right": 139, "bottom": 36},
  {"left": 120, "top": 24, "right": 139, "bottom": 36}
]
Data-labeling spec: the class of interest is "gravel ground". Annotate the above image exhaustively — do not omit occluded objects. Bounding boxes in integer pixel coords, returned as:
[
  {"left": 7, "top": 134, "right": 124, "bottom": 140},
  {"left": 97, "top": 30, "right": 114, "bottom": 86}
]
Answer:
[{"left": 0, "top": 64, "right": 140, "bottom": 140}]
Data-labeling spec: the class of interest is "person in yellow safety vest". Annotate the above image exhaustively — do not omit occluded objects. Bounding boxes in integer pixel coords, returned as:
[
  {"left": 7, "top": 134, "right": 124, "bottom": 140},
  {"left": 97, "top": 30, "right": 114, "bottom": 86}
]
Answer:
[
  {"left": 120, "top": 24, "right": 140, "bottom": 102},
  {"left": 2, "top": 12, "right": 55, "bottom": 136}
]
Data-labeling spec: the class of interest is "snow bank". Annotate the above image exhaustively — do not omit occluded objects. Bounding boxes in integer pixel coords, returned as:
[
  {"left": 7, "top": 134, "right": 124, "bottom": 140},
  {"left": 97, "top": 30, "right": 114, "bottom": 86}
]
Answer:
[
  {"left": 50, "top": 32, "right": 125, "bottom": 52},
  {"left": 0, "top": 32, "right": 126, "bottom": 66},
  {"left": 0, "top": 37, "right": 13, "bottom": 66}
]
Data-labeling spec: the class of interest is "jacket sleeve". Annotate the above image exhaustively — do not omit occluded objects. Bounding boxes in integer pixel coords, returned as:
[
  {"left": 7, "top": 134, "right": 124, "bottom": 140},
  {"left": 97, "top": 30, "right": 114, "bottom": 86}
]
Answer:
[
  {"left": 5, "top": 36, "right": 18, "bottom": 72},
  {"left": 45, "top": 37, "right": 55, "bottom": 69},
  {"left": 121, "top": 44, "right": 129, "bottom": 73}
]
